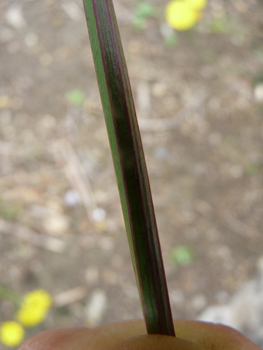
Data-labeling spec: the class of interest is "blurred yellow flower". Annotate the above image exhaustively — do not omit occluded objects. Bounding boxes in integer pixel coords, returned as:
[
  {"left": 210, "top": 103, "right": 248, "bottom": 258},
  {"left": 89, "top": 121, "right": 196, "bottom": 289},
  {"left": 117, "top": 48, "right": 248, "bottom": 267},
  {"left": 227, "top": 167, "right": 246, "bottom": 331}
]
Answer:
[
  {"left": 165, "top": 1, "right": 199, "bottom": 30},
  {"left": 23, "top": 290, "right": 52, "bottom": 310},
  {"left": 0, "top": 321, "right": 24, "bottom": 347},
  {"left": 16, "top": 306, "right": 48, "bottom": 327},
  {"left": 185, "top": 0, "right": 207, "bottom": 10},
  {"left": 16, "top": 290, "right": 52, "bottom": 327}
]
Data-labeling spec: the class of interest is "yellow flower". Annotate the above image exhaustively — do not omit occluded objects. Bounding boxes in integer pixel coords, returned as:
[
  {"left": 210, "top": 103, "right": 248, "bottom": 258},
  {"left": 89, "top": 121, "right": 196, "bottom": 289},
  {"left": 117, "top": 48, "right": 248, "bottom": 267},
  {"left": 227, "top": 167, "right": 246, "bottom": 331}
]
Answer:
[
  {"left": 16, "top": 290, "right": 52, "bottom": 327},
  {"left": 16, "top": 306, "right": 48, "bottom": 327},
  {"left": 165, "top": 1, "right": 199, "bottom": 30},
  {"left": 185, "top": 0, "right": 207, "bottom": 10},
  {"left": 0, "top": 322, "right": 24, "bottom": 347},
  {"left": 22, "top": 290, "right": 52, "bottom": 310}
]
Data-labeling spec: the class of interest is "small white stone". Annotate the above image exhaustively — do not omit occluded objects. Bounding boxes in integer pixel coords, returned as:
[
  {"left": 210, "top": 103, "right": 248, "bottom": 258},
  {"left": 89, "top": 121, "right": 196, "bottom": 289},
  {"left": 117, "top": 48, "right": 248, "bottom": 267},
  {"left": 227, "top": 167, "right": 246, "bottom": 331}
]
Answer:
[
  {"left": 192, "top": 294, "right": 207, "bottom": 312},
  {"left": 92, "top": 208, "right": 106, "bottom": 222},
  {"left": 154, "top": 146, "right": 168, "bottom": 160},
  {"left": 6, "top": 5, "right": 26, "bottom": 29},
  {"left": 85, "top": 289, "right": 107, "bottom": 326},
  {"left": 25, "top": 32, "right": 39, "bottom": 47},
  {"left": 254, "top": 84, "right": 263, "bottom": 103},
  {"left": 136, "top": 81, "right": 150, "bottom": 116},
  {"left": 62, "top": 2, "right": 82, "bottom": 21},
  {"left": 64, "top": 189, "right": 81, "bottom": 207},
  {"left": 43, "top": 212, "right": 69, "bottom": 235},
  {"left": 199, "top": 258, "right": 263, "bottom": 344},
  {"left": 199, "top": 305, "right": 233, "bottom": 325}
]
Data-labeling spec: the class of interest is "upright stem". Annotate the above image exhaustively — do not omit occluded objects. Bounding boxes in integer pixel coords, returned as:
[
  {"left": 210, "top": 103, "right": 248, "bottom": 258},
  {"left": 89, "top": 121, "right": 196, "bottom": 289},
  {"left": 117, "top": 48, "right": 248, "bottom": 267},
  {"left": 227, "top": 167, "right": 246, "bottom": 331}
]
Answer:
[{"left": 83, "top": 0, "right": 175, "bottom": 336}]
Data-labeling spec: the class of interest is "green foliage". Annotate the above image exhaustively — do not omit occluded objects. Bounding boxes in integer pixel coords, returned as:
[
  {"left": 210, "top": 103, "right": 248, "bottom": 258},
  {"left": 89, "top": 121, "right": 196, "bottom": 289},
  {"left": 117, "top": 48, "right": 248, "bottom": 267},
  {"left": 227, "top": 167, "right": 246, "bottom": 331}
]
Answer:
[
  {"left": 210, "top": 17, "right": 229, "bottom": 33},
  {"left": 66, "top": 89, "right": 85, "bottom": 106},
  {"left": 164, "top": 32, "right": 178, "bottom": 48},
  {"left": 0, "top": 202, "right": 21, "bottom": 220},
  {"left": 132, "top": 2, "right": 158, "bottom": 30},
  {"left": 170, "top": 245, "right": 193, "bottom": 266},
  {"left": 246, "top": 163, "right": 261, "bottom": 176},
  {"left": 225, "top": 135, "right": 238, "bottom": 146},
  {"left": 210, "top": 16, "right": 245, "bottom": 40}
]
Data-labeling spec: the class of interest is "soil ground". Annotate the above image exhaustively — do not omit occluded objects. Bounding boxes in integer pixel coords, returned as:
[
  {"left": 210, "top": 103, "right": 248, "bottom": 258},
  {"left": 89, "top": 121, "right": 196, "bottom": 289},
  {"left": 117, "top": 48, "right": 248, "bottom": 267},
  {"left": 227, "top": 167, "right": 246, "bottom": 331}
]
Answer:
[{"left": 1, "top": 0, "right": 263, "bottom": 348}]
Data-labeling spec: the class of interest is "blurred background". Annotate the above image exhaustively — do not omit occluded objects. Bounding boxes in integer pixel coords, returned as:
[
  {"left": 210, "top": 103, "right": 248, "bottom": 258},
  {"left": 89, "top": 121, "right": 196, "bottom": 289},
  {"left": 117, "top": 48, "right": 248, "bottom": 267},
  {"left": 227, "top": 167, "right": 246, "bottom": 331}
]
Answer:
[{"left": 1, "top": 0, "right": 263, "bottom": 348}]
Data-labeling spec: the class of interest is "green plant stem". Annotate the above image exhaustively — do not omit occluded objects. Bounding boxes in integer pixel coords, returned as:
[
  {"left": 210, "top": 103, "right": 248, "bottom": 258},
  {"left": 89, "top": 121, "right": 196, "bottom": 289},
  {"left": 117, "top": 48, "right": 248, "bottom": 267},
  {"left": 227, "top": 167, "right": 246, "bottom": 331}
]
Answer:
[{"left": 83, "top": 0, "right": 175, "bottom": 336}]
